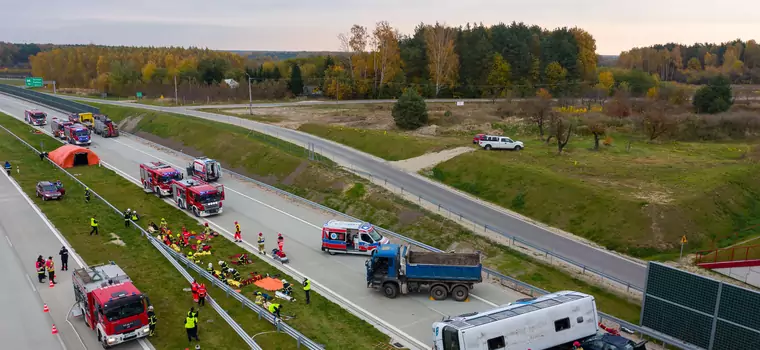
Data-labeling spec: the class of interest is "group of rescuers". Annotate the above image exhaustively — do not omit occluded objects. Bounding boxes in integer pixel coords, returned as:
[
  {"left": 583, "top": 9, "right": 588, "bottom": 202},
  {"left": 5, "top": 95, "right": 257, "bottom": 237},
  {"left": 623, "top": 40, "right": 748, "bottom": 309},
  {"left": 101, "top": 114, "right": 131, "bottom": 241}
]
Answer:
[{"left": 141, "top": 218, "right": 311, "bottom": 343}]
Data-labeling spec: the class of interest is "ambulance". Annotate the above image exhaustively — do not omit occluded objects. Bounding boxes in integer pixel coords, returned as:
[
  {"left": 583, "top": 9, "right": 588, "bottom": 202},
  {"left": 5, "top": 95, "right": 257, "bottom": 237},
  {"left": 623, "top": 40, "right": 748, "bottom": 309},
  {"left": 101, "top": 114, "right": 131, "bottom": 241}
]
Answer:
[{"left": 321, "top": 220, "right": 390, "bottom": 256}]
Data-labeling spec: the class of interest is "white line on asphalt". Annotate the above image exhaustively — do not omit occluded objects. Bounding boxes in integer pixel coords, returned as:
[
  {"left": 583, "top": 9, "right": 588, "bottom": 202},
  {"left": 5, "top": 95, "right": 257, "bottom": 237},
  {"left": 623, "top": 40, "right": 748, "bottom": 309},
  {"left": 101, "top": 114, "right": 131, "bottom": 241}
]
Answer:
[
  {"left": 25, "top": 274, "right": 37, "bottom": 292},
  {"left": 5, "top": 234, "right": 12, "bottom": 247},
  {"left": 65, "top": 304, "right": 87, "bottom": 350}
]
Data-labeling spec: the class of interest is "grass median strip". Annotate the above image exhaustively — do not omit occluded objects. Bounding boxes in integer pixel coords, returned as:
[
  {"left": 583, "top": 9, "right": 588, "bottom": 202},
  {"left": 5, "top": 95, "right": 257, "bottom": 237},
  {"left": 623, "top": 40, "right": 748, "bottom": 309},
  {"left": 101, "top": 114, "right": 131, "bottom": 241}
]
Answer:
[
  {"left": 0, "top": 113, "right": 392, "bottom": 349},
  {"left": 86, "top": 102, "right": 644, "bottom": 323}
]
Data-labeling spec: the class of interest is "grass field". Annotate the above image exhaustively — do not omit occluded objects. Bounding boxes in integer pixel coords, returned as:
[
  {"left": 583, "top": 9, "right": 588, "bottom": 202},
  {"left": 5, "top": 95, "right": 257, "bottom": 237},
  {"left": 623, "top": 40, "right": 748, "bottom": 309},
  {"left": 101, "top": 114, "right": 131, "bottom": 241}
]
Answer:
[
  {"left": 297, "top": 124, "right": 463, "bottom": 160},
  {"left": 431, "top": 129, "right": 760, "bottom": 259},
  {"left": 0, "top": 78, "right": 26, "bottom": 86},
  {"left": 0, "top": 114, "right": 391, "bottom": 349},
  {"left": 86, "top": 102, "right": 643, "bottom": 323}
]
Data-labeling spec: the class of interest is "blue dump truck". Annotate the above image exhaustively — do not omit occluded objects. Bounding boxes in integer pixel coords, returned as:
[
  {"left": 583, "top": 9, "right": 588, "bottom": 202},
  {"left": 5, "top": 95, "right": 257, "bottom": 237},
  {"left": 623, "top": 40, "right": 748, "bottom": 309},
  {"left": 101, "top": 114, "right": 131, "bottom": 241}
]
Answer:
[{"left": 365, "top": 244, "right": 482, "bottom": 301}]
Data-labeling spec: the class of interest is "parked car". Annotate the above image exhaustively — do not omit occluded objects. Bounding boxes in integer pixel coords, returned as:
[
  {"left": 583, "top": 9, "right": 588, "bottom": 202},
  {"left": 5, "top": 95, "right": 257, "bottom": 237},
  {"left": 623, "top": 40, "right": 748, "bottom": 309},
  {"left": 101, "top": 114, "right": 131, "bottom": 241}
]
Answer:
[
  {"left": 472, "top": 133, "right": 486, "bottom": 144},
  {"left": 582, "top": 333, "right": 647, "bottom": 350},
  {"left": 478, "top": 135, "right": 524, "bottom": 150},
  {"left": 36, "top": 181, "right": 64, "bottom": 201}
]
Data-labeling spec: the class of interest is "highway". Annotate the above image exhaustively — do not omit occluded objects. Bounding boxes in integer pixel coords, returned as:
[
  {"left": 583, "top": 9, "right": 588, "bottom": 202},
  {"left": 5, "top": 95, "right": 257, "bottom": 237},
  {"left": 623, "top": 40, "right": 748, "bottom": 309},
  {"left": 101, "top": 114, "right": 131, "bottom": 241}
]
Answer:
[
  {"left": 0, "top": 93, "right": 527, "bottom": 348},
  {"left": 0, "top": 167, "right": 149, "bottom": 349},
  {"left": 62, "top": 95, "right": 649, "bottom": 288}
]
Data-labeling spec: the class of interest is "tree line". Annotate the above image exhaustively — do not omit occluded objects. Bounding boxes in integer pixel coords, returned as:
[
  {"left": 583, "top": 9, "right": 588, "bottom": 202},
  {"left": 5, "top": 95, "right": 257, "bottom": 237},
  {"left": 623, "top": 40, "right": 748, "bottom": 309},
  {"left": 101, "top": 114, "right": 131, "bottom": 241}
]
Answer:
[{"left": 617, "top": 39, "right": 760, "bottom": 84}]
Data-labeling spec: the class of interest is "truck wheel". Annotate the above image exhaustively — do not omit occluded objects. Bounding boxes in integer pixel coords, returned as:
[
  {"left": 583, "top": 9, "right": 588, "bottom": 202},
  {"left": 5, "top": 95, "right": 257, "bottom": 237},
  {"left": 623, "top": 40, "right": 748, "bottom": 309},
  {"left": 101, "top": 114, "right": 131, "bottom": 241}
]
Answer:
[
  {"left": 514, "top": 146, "right": 523, "bottom": 151},
  {"left": 431, "top": 285, "right": 448, "bottom": 300},
  {"left": 484, "top": 145, "right": 492, "bottom": 150},
  {"left": 452, "top": 285, "right": 469, "bottom": 302},
  {"left": 382, "top": 283, "right": 399, "bottom": 299},
  {"left": 192, "top": 206, "right": 200, "bottom": 217}
]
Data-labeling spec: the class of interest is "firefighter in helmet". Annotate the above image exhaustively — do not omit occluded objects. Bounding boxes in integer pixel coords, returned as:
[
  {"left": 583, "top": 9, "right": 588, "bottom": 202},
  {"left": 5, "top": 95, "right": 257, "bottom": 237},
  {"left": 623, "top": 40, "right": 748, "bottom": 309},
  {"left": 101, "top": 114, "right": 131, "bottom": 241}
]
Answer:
[{"left": 257, "top": 232, "right": 265, "bottom": 254}]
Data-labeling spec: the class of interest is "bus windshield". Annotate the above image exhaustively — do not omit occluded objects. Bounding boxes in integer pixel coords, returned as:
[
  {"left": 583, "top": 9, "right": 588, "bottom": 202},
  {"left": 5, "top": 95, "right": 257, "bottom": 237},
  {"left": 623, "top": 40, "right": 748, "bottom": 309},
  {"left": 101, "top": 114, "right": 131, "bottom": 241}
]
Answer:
[
  {"left": 442, "top": 326, "right": 460, "bottom": 350},
  {"left": 103, "top": 298, "right": 145, "bottom": 322}
]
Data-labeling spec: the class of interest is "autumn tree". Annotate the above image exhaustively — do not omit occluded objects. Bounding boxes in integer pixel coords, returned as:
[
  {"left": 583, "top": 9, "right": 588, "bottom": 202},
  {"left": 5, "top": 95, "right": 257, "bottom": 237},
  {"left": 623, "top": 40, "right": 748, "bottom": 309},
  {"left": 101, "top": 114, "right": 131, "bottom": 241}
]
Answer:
[
  {"left": 544, "top": 62, "right": 567, "bottom": 95},
  {"left": 141, "top": 61, "right": 157, "bottom": 83},
  {"left": 549, "top": 112, "right": 574, "bottom": 153},
  {"left": 323, "top": 65, "right": 352, "bottom": 100},
  {"left": 392, "top": 88, "right": 428, "bottom": 130},
  {"left": 598, "top": 71, "right": 615, "bottom": 92},
  {"left": 423, "top": 22, "right": 459, "bottom": 96},
  {"left": 686, "top": 57, "right": 702, "bottom": 71},
  {"left": 372, "top": 21, "right": 401, "bottom": 95},
  {"left": 570, "top": 27, "right": 598, "bottom": 81},
  {"left": 584, "top": 113, "right": 608, "bottom": 150},
  {"left": 642, "top": 102, "right": 675, "bottom": 141},
  {"left": 604, "top": 88, "right": 632, "bottom": 118},
  {"left": 526, "top": 88, "right": 553, "bottom": 139},
  {"left": 487, "top": 53, "right": 511, "bottom": 99}
]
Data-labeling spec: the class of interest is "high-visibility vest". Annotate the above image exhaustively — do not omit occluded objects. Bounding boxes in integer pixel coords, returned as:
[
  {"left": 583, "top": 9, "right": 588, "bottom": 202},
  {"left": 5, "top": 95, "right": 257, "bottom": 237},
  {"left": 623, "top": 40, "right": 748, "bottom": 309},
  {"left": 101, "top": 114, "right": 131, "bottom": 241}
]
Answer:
[
  {"left": 303, "top": 280, "right": 311, "bottom": 291},
  {"left": 131, "top": 213, "right": 138, "bottom": 220},
  {"left": 268, "top": 303, "right": 280, "bottom": 313},
  {"left": 235, "top": 224, "right": 240, "bottom": 232},
  {"left": 198, "top": 285, "right": 207, "bottom": 297},
  {"left": 184, "top": 316, "right": 196, "bottom": 328},
  {"left": 46, "top": 260, "right": 54, "bottom": 272},
  {"left": 90, "top": 218, "right": 98, "bottom": 227},
  {"left": 258, "top": 237, "right": 265, "bottom": 244}
]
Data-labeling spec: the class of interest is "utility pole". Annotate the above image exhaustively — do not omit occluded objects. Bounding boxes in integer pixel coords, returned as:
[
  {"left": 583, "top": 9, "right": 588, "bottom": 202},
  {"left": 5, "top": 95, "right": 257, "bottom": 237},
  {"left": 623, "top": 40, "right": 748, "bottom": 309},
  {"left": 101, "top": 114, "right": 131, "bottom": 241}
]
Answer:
[
  {"left": 245, "top": 73, "right": 253, "bottom": 115},
  {"left": 173, "top": 75, "right": 178, "bottom": 106}
]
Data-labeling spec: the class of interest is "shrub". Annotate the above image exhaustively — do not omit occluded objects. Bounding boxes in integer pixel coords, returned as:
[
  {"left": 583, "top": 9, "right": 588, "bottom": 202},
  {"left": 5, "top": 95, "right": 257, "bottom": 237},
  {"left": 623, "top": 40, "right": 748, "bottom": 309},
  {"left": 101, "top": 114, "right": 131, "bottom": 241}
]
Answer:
[
  {"left": 693, "top": 75, "right": 733, "bottom": 114},
  {"left": 392, "top": 88, "right": 428, "bottom": 130}
]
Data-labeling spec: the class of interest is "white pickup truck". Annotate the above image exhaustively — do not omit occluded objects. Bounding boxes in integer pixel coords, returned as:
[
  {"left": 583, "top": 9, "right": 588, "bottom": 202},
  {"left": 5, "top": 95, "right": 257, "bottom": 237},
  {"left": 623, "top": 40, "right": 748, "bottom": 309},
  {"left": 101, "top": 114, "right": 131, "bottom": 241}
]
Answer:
[{"left": 478, "top": 135, "right": 524, "bottom": 151}]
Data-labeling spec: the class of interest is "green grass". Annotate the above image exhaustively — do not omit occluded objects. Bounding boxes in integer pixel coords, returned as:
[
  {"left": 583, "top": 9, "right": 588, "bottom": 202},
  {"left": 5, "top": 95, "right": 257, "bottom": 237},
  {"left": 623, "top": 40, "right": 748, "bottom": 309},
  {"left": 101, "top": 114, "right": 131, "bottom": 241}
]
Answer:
[
  {"left": 82, "top": 102, "right": 644, "bottom": 323},
  {"left": 297, "top": 124, "right": 463, "bottom": 161},
  {"left": 0, "top": 114, "right": 390, "bottom": 349},
  {"left": 0, "top": 78, "right": 26, "bottom": 86},
  {"left": 431, "top": 131, "right": 760, "bottom": 258}
]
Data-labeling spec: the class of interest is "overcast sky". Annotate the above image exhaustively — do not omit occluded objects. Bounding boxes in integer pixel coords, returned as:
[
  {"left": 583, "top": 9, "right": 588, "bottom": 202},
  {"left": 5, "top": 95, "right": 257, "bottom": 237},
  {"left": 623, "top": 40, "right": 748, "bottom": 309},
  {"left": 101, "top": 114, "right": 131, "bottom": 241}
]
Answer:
[{"left": 1, "top": 0, "right": 758, "bottom": 54}]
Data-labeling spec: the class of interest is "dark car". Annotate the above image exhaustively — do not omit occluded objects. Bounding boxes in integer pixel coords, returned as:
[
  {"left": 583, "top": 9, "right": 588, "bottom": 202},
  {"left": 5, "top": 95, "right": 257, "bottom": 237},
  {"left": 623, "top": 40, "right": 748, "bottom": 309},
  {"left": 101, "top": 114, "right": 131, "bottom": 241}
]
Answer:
[
  {"left": 36, "top": 181, "right": 64, "bottom": 201},
  {"left": 582, "top": 334, "right": 647, "bottom": 350}
]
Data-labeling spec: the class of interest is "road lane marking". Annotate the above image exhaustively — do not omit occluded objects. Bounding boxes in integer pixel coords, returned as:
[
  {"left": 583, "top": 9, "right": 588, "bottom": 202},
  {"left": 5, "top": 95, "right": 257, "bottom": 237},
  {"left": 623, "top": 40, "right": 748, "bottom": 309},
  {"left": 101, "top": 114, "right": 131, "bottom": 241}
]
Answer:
[
  {"left": 5, "top": 235, "right": 12, "bottom": 247},
  {"left": 25, "top": 274, "right": 37, "bottom": 292}
]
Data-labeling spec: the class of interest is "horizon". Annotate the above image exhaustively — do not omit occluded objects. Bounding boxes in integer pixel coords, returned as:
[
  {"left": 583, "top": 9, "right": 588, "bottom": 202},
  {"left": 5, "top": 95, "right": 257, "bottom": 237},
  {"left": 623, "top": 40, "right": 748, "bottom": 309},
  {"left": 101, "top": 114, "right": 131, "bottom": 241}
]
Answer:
[{"left": 2, "top": 0, "right": 758, "bottom": 56}]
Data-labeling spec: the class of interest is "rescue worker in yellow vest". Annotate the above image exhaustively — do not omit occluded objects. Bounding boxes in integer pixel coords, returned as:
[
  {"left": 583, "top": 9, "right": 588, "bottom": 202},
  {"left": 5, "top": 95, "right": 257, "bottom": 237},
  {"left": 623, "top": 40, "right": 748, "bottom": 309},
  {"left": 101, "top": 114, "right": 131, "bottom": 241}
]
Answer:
[
  {"left": 206, "top": 262, "right": 214, "bottom": 275},
  {"left": 131, "top": 210, "right": 139, "bottom": 221},
  {"left": 228, "top": 268, "right": 241, "bottom": 281},
  {"left": 185, "top": 312, "right": 199, "bottom": 342},
  {"left": 237, "top": 253, "right": 247, "bottom": 265},
  {"left": 147, "top": 305, "right": 157, "bottom": 336},
  {"left": 203, "top": 222, "right": 212, "bottom": 236},
  {"left": 268, "top": 303, "right": 282, "bottom": 319},
  {"left": 160, "top": 218, "right": 167, "bottom": 229},
  {"left": 124, "top": 209, "right": 131, "bottom": 228},
  {"left": 254, "top": 292, "right": 265, "bottom": 306},
  {"left": 218, "top": 260, "right": 228, "bottom": 272},
  {"left": 257, "top": 232, "right": 265, "bottom": 254},
  {"left": 90, "top": 215, "right": 99, "bottom": 235},
  {"left": 84, "top": 187, "right": 91, "bottom": 203},
  {"left": 303, "top": 278, "right": 311, "bottom": 304}
]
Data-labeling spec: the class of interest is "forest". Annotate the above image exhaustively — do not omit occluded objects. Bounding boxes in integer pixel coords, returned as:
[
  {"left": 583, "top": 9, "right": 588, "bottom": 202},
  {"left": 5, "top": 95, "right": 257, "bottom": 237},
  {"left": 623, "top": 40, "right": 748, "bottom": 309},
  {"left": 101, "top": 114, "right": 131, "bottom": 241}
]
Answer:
[{"left": 617, "top": 40, "right": 760, "bottom": 84}]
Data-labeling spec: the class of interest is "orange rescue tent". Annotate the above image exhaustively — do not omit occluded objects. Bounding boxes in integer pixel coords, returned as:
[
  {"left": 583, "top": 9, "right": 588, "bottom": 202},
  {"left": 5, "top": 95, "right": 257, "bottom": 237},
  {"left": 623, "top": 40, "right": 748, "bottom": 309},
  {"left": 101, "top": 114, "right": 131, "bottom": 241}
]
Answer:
[{"left": 48, "top": 145, "right": 100, "bottom": 168}]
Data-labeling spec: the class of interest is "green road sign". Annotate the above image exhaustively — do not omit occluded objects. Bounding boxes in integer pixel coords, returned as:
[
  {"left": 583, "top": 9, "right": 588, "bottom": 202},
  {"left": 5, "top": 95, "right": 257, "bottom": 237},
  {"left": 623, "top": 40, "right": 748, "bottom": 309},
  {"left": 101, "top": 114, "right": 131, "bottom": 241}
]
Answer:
[
  {"left": 25, "top": 77, "right": 43, "bottom": 88},
  {"left": 136, "top": 92, "right": 143, "bottom": 98}
]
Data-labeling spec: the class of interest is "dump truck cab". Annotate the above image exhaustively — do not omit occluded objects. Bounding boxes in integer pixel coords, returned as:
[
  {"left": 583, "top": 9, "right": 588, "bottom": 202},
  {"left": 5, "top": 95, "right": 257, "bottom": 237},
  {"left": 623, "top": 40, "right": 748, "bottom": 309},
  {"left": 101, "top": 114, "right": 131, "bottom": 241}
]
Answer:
[
  {"left": 72, "top": 263, "right": 151, "bottom": 348},
  {"left": 69, "top": 112, "right": 95, "bottom": 129}
]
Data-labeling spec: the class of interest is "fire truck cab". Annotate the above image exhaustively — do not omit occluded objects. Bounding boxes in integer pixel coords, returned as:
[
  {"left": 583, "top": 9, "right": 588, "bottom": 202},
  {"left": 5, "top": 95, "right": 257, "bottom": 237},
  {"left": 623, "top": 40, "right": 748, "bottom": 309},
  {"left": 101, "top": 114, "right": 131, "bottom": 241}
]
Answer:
[
  {"left": 65, "top": 123, "right": 92, "bottom": 145},
  {"left": 72, "top": 263, "right": 151, "bottom": 348},
  {"left": 24, "top": 109, "right": 47, "bottom": 126},
  {"left": 50, "top": 118, "right": 73, "bottom": 139},
  {"left": 186, "top": 157, "right": 222, "bottom": 182},
  {"left": 321, "top": 220, "right": 390, "bottom": 255},
  {"left": 139, "top": 161, "right": 183, "bottom": 197},
  {"left": 170, "top": 176, "right": 225, "bottom": 217}
]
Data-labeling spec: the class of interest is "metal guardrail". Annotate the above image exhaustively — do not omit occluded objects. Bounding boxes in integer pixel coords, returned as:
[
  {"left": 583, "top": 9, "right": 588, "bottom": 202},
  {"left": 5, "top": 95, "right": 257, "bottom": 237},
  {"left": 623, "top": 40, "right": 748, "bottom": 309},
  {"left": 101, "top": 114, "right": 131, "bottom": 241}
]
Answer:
[
  {"left": 3, "top": 89, "right": 697, "bottom": 349},
  {"left": 0, "top": 124, "right": 270, "bottom": 349},
  {"left": 0, "top": 84, "right": 100, "bottom": 114}
]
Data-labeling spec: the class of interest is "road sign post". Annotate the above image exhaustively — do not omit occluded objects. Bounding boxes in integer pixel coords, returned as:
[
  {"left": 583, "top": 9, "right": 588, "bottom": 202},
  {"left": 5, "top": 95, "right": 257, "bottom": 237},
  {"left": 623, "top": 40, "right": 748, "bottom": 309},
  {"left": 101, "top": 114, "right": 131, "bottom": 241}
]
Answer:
[
  {"left": 25, "top": 77, "right": 44, "bottom": 88},
  {"left": 679, "top": 235, "right": 688, "bottom": 260}
]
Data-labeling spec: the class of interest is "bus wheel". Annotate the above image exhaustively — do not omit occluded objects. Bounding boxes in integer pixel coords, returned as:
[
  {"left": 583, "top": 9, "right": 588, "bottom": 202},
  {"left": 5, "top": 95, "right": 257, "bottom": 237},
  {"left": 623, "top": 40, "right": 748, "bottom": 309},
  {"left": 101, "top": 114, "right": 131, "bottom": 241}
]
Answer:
[
  {"left": 452, "top": 285, "right": 469, "bottom": 302},
  {"left": 431, "top": 285, "right": 448, "bottom": 300}
]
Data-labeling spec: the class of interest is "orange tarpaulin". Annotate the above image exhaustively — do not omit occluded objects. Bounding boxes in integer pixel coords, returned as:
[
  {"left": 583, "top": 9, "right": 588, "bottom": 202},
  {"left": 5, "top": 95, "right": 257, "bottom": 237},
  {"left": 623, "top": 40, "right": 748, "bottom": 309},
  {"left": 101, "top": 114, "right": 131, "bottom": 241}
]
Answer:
[
  {"left": 254, "top": 277, "right": 283, "bottom": 291},
  {"left": 48, "top": 145, "right": 100, "bottom": 168}
]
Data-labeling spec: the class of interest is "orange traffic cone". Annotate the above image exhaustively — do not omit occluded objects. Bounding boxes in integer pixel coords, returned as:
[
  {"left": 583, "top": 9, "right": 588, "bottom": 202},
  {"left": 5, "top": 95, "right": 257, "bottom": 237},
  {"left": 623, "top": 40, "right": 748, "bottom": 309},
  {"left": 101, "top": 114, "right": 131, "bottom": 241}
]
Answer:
[
  {"left": 49, "top": 280, "right": 54, "bottom": 288},
  {"left": 51, "top": 324, "right": 58, "bottom": 334},
  {"left": 43, "top": 304, "right": 49, "bottom": 313}
]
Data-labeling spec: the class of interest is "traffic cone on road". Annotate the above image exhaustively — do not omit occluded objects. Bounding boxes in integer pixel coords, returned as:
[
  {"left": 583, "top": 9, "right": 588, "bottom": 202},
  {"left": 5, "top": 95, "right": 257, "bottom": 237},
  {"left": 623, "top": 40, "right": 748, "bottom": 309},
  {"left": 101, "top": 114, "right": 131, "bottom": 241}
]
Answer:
[
  {"left": 49, "top": 280, "right": 55, "bottom": 288},
  {"left": 51, "top": 324, "right": 58, "bottom": 334},
  {"left": 43, "top": 304, "right": 49, "bottom": 313}
]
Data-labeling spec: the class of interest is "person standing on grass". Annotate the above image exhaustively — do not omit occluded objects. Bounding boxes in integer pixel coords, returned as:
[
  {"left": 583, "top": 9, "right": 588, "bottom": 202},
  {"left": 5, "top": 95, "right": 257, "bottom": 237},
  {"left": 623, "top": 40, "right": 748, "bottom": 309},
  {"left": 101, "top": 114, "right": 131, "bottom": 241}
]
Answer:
[
  {"left": 303, "top": 278, "right": 311, "bottom": 305},
  {"left": 147, "top": 305, "right": 157, "bottom": 336},
  {"left": 197, "top": 283, "right": 207, "bottom": 307},
  {"left": 84, "top": 187, "right": 91, "bottom": 203},
  {"left": 123, "top": 209, "right": 131, "bottom": 228},
  {"left": 4, "top": 161, "right": 11, "bottom": 176},
  {"left": 184, "top": 313, "right": 199, "bottom": 342},
  {"left": 58, "top": 246, "right": 69, "bottom": 271},
  {"left": 90, "top": 215, "right": 99, "bottom": 235}
]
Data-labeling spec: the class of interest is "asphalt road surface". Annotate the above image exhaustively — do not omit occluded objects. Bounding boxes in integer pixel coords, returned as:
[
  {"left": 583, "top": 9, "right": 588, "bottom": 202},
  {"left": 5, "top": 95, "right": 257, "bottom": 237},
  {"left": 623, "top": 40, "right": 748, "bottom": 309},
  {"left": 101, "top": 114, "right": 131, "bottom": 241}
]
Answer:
[
  {"left": 0, "top": 93, "right": 526, "bottom": 348},
  {"left": 0, "top": 171, "right": 149, "bottom": 350},
  {"left": 62, "top": 95, "right": 649, "bottom": 288}
]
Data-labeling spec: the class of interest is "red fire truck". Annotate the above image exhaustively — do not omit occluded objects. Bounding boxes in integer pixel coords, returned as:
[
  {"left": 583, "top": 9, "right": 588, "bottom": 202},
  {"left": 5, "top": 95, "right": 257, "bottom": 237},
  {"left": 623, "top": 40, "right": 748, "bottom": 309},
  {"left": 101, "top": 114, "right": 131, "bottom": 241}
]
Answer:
[
  {"left": 72, "top": 263, "right": 151, "bottom": 348},
  {"left": 24, "top": 109, "right": 47, "bottom": 126},
  {"left": 170, "top": 176, "right": 225, "bottom": 217},
  {"left": 64, "top": 123, "right": 92, "bottom": 145},
  {"left": 139, "top": 161, "right": 183, "bottom": 197},
  {"left": 50, "top": 117, "right": 73, "bottom": 139}
]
